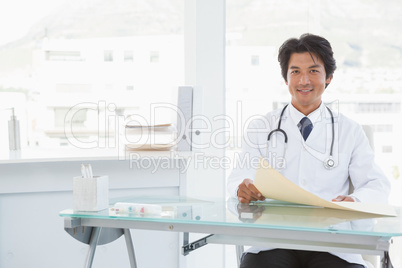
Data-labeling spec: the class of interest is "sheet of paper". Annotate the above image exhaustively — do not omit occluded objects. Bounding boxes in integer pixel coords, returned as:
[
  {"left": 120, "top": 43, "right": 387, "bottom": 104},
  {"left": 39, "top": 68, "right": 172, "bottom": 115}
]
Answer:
[{"left": 254, "top": 157, "right": 396, "bottom": 217}]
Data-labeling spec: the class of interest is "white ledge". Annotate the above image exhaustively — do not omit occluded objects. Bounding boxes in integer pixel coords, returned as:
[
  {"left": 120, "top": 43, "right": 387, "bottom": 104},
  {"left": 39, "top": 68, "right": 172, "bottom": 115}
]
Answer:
[{"left": 0, "top": 148, "right": 193, "bottom": 164}]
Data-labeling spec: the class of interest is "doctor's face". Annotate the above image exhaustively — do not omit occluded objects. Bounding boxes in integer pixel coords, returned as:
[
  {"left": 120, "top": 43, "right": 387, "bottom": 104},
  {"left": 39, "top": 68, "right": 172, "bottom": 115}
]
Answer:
[{"left": 286, "top": 52, "right": 332, "bottom": 115}]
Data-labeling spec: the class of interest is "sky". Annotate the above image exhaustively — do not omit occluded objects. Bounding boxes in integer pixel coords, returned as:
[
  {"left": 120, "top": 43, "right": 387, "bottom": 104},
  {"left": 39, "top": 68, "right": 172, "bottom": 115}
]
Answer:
[{"left": 0, "top": 0, "right": 66, "bottom": 46}]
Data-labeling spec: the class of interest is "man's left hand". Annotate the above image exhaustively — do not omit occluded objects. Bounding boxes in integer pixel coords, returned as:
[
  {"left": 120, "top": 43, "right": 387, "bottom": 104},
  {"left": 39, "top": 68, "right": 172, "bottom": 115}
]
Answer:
[{"left": 332, "top": 195, "right": 354, "bottom": 202}]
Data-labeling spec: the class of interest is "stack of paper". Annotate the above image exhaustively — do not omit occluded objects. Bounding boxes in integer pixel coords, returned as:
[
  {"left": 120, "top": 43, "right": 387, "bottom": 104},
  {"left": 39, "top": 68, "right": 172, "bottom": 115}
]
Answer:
[{"left": 124, "top": 123, "right": 176, "bottom": 151}]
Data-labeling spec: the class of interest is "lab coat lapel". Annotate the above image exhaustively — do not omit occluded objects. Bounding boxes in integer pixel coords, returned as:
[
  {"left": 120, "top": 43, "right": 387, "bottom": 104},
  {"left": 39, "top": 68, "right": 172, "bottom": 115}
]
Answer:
[
  {"left": 305, "top": 117, "right": 328, "bottom": 154},
  {"left": 285, "top": 108, "right": 329, "bottom": 154}
]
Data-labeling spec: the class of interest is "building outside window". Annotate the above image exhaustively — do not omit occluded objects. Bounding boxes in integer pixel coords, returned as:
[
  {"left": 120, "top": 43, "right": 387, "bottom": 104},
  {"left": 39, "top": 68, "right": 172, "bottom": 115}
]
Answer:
[
  {"left": 46, "top": 51, "right": 82, "bottom": 61},
  {"left": 150, "top": 51, "right": 160, "bottom": 63},
  {"left": 251, "top": 55, "right": 259, "bottom": 66},
  {"left": 104, "top": 50, "right": 113, "bottom": 62},
  {"left": 124, "top": 50, "right": 134, "bottom": 62},
  {"left": 0, "top": 1, "right": 184, "bottom": 151}
]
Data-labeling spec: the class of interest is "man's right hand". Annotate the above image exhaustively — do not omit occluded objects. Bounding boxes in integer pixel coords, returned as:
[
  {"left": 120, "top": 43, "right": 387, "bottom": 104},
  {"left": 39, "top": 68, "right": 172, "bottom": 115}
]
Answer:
[{"left": 237, "top": 178, "right": 266, "bottom": 203}]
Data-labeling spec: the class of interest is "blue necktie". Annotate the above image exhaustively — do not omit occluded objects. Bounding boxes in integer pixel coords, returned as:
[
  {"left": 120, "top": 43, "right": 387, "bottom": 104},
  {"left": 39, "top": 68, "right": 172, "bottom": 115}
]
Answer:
[{"left": 298, "top": 117, "right": 313, "bottom": 141}]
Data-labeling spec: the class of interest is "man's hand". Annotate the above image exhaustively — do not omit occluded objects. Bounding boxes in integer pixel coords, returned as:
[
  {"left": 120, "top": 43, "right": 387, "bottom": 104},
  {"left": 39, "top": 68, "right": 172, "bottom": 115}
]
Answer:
[
  {"left": 332, "top": 195, "right": 355, "bottom": 202},
  {"left": 237, "top": 178, "right": 266, "bottom": 203}
]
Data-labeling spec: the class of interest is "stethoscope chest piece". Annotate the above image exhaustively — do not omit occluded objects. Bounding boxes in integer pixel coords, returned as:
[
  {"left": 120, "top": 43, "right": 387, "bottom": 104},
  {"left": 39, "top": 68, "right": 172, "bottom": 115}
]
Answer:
[{"left": 324, "top": 157, "right": 335, "bottom": 169}]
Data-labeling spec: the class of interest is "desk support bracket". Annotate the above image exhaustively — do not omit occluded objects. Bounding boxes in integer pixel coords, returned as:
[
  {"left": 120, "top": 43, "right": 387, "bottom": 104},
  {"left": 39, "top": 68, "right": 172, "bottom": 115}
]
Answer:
[{"left": 182, "top": 234, "right": 214, "bottom": 256}]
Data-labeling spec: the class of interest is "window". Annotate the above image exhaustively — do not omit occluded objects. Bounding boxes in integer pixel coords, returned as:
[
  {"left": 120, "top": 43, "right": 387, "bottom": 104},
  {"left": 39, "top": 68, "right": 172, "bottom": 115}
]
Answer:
[
  {"left": 0, "top": 1, "right": 184, "bottom": 150},
  {"left": 251, "top": 55, "right": 259, "bottom": 66},
  {"left": 124, "top": 50, "right": 134, "bottom": 62},
  {"left": 150, "top": 51, "right": 159, "bottom": 63},
  {"left": 55, "top": 84, "right": 91, "bottom": 93},
  {"left": 226, "top": 0, "right": 402, "bottom": 208},
  {"left": 104, "top": 50, "right": 113, "bottom": 62},
  {"left": 383, "top": 146, "right": 393, "bottom": 153},
  {"left": 54, "top": 108, "right": 86, "bottom": 128},
  {"left": 46, "top": 51, "right": 83, "bottom": 61},
  {"left": 357, "top": 103, "right": 401, "bottom": 113},
  {"left": 372, "top": 124, "right": 393, "bottom": 133}
]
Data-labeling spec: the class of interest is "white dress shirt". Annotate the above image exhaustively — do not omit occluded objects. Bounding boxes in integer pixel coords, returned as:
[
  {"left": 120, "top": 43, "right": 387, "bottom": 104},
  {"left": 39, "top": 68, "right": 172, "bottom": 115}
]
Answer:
[{"left": 227, "top": 102, "right": 391, "bottom": 266}]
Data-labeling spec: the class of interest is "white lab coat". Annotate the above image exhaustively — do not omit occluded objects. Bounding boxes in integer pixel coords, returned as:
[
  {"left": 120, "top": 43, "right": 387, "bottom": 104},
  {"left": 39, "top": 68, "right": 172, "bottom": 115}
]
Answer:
[{"left": 227, "top": 102, "right": 391, "bottom": 266}]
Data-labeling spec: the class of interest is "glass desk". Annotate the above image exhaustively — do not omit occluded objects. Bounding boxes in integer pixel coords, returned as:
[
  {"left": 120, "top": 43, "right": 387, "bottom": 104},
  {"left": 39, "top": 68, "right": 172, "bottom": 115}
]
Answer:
[{"left": 60, "top": 196, "right": 402, "bottom": 268}]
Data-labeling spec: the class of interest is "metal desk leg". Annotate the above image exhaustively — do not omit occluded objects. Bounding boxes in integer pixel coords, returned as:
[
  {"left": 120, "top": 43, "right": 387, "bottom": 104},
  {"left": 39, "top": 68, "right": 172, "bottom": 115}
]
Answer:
[
  {"left": 124, "top": 229, "right": 137, "bottom": 268},
  {"left": 85, "top": 227, "right": 101, "bottom": 268}
]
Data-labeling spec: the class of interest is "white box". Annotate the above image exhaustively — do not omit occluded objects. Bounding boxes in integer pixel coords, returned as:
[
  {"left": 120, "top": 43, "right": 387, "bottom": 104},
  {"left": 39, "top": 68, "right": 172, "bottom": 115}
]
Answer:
[{"left": 73, "top": 175, "right": 109, "bottom": 211}]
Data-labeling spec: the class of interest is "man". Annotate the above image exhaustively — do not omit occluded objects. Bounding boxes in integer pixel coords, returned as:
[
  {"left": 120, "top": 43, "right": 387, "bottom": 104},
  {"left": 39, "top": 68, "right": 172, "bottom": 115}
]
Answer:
[{"left": 227, "top": 33, "right": 390, "bottom": 268}]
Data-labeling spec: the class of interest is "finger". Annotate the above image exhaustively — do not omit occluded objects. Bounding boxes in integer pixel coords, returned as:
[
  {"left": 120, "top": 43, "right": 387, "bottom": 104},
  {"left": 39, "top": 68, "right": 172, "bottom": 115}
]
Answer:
[
  {"left": 237, "top": 189, "right": 258, "bottom": 203},
  {"left": 332, "top": 195, "right": 354, "bottom": 202},
  {"left": 332, "top": 195, "right": 345, "bottom": 202},
  {"left": 238, "top": 185, "right": 261, "bottom": 202},
  {"left": 238, "top": 194, "right": 256, "bottom": 203},
  {"left": 246, "top": 183, "right": 266, "bottom": 200},
  {"left": 238, "top": 196, "right": 250, "bottom": 204},
  {"left": 243, "top": 180, "right": 266, "bottom": 200},
  {"left": 342, "top": 196, "right": 355, "bottom": 202},
  {"left": 238, "top": 183, "right": 258, "bottom": 200}
]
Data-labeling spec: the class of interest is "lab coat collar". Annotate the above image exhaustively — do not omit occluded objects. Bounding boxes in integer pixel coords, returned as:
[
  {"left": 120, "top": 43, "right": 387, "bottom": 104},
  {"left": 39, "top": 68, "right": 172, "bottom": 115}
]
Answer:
[{"left": 288, "top": 102, "right": 326, "bottom": 127}]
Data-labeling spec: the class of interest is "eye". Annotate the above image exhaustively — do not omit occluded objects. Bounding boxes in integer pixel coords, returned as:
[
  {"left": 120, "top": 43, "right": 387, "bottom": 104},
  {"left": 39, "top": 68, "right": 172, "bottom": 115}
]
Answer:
[
  {"left": 310, "top": 69, "right": 319, "bottom": 73},
  {"left": 290, "top": 70, "right": 299, "bottom": 74}
]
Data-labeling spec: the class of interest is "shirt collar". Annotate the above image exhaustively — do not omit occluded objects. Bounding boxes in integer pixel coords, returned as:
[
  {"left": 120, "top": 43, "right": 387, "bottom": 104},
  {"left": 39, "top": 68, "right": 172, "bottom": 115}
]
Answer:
[{"left": 289, "top": 102, "right": 325, "bottom": 126}]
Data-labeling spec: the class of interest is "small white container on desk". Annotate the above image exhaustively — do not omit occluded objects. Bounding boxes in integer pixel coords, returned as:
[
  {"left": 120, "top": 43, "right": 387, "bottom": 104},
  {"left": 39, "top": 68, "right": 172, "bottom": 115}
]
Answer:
[{"left": 73, "top": 175, "right": 109, "bottom": 211}]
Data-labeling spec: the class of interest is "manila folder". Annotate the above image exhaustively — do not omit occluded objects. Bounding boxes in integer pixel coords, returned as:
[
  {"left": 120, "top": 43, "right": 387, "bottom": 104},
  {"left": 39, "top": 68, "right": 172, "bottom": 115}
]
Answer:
[{"left": 254, "top": 157, "right": 396, "bottom": 217}]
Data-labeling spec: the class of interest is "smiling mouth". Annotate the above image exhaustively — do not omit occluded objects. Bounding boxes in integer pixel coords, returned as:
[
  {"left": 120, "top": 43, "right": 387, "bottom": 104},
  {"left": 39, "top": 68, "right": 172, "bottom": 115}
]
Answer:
[{"left": 297, "top": 89, "right": 313, "bottom": 93}]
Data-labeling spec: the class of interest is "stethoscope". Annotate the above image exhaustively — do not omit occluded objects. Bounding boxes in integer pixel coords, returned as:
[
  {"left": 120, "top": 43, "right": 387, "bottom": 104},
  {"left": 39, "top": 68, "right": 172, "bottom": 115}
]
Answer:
[{"left": 267, "top": 104, "right": 336, "bottom": 169}]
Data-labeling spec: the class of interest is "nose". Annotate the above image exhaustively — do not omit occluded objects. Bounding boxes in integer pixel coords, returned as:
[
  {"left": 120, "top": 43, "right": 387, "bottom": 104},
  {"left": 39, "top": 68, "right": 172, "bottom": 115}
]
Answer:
[{"left": 299, "top": 73, "right": 310, "bottom": 85}]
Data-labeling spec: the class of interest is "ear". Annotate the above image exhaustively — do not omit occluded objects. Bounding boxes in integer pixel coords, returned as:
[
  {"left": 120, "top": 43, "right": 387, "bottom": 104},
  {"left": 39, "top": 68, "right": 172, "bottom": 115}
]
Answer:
[{"left": 326, "top": 74, "right": 333, "bottom": 85}]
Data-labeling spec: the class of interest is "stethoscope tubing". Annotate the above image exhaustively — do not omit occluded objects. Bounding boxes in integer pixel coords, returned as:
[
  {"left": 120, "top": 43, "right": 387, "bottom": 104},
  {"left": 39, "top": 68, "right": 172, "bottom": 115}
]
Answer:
[
  {"left": 267, "top": 104, "right": 335, "bottom": 169},
  {"left": 267, "top": 104, "right": 289, "bottom": 143}
]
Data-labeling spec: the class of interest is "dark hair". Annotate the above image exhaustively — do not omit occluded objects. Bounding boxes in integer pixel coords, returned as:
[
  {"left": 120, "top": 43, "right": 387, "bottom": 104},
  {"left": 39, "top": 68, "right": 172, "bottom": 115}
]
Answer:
[{"left": 278, "top": 33, "right": 336, "bottom": 84}]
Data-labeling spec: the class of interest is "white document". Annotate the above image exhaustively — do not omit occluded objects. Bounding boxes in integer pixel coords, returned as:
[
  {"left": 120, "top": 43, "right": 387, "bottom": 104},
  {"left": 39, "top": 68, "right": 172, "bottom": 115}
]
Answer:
[{"left": 254, "top": 157, "right": 396, "bottom": 217}]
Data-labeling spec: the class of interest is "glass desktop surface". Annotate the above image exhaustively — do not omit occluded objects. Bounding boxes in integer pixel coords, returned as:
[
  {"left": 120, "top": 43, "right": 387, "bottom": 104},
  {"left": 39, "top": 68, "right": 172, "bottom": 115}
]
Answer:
[{"left": 59, "top": 196, "right": 402, "bottom": 238}]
